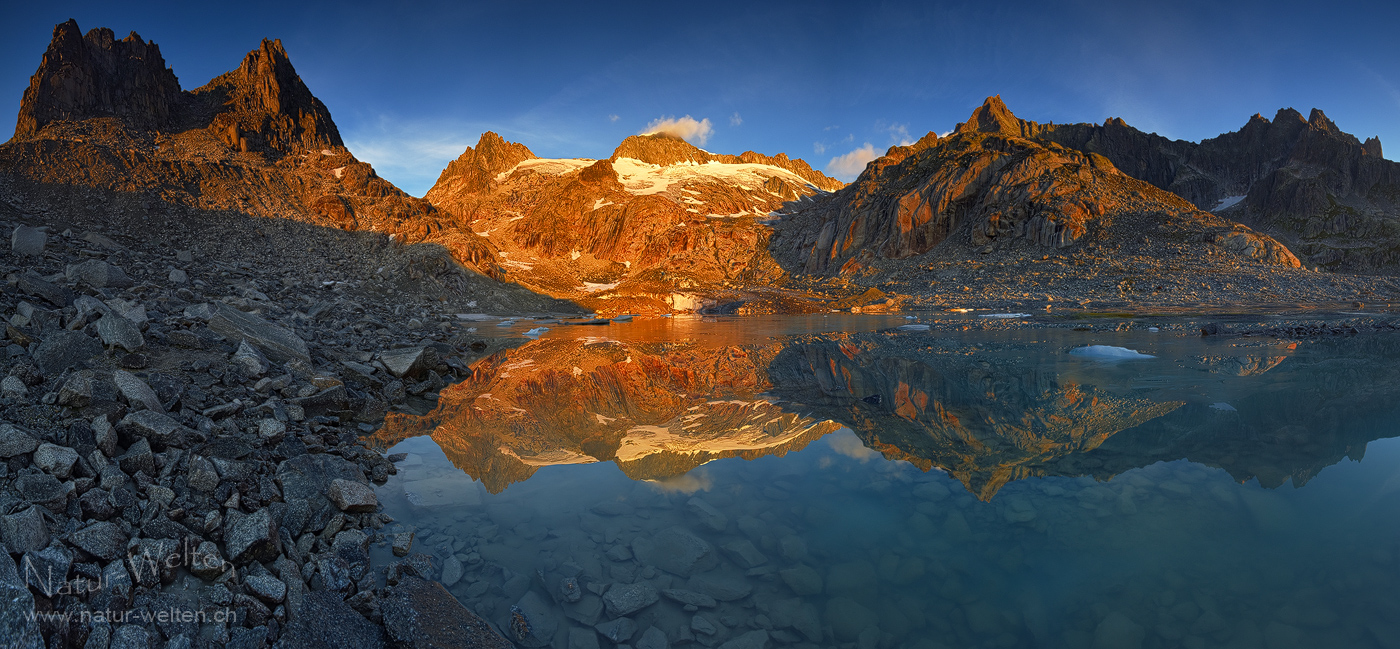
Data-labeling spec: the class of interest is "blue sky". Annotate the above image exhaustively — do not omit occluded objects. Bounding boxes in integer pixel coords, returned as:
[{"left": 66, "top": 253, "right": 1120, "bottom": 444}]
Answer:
[{"left": 3, "top": 0, "right": 1398, "bottom": 195}]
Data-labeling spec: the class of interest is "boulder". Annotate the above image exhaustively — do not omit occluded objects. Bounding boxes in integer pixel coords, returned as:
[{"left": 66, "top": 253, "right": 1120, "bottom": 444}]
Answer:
[
  {"left": 632, "top": 526, "right": 716, "bottom": 577},
  {"left": 326, "top": 478, "right": 377, "bottom": 513},
  {"left": 277, "top": 591, "right": 388, "bottom": 649},
  {"left": 22, "top": 545, "right": 73, "bottom": 597},
  {"left": 225, "top": 508, "right": 279, "bottom": 564},
  {"left": 11, "top": 225, "right": 46, "bottom": 257},
  {"left": 112, "top": 369, "right": 163, "bottom": 412},
  {"left": 231, "top": 340, "right": 270, "bottom": 377},
  {"left": 244, "top": 573, "right": 287, "bottom": 604},
  {"left": 66, "top": 521, "right": 126, "bottom": 562},
  {"left": 508, "top": 591, "right": 559, "bottom": 648},
  {"left": 104, "top": 298, "right": 147, "bottom": 325},
  {"left": 117, "top": 410, "right": 189, "bottom": 448},
  {"left": 33, "top": 443, "right": 78, "bottom": 478},
  {"left": 17, "top": 272, "right": 72, "bottom": 308},
  {"left": 14, "top": 474, "right": 70, "bottom": 512},
  {"left": 0, "top": 507, "right": 49, "bottom": 553},
  {"left": 379, "top": 347, "right": 437, "bottom": 379},
  {"left": 0, "top": 376, "right": 27, "bottom": 400},
  {"left": 602, "top": 582, "right": 659, "bottom": 617},
  {"left": 276, "top": 454, "right": 367, "bottom": 532},
  {"left": 95, "top": 314, "right": 144, "bottom": 352},
  {"left": 32, "top": 330, "right": 101, "bottom": 375},
  {"left": 381, "top": 576, "right": 512, "bottom": 649},
  {"left": 207, "top": 303, "right": 309, "bottom": 363},
  {"left": 56, "top": 371, "right": 95, "bottom": 407},
  {"left": 0, "top": 424, "right": 40, "bottom": 457},
  {"left": 66, "top": 259, "right": 133, "bottom": 289}
]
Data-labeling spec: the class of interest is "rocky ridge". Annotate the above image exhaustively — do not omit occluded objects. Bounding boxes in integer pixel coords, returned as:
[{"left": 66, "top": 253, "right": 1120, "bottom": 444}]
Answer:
[
  {"left": 423, "top": 132, "right": 848, "bottom": 315},
  {"left": 1034, "top": 104, "right": 1400, "bottom": 272},
  {"left": 770, "top": 97, "right": 1400, "bottom": 311},
  {"left": 2, "top": 20, "right": 506, "bottom": 280}
]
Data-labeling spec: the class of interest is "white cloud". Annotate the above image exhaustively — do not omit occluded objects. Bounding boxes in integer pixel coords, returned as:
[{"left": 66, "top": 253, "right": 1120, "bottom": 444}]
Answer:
[
  {"left": 644, "top": 470, "right": 712, "bottom": 493},
  {"left": 729, "top": 112, "right": 742, "bottom": 126},
  {"left": 641, "top": 115, "right": 713, "bottom": 145},
  {"left": 888, "top": 123, "right": 913, "bottom": 146},
  {"left": 609, "top": 114, "right": 620, "bottom": 122},
  {"left": 827, "top": 430, "right": 879, "bottom": 462},
  {"left": 813, "top": 142, "right": 826, "bottom": 155},
  {"left": 825, "top": 143, "right": 878, "bottom": 180}
]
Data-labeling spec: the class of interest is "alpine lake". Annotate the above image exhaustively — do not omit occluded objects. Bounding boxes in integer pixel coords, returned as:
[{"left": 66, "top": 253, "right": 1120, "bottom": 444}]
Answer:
[{"left": 366, "top": 312, "right": 1400, "bottom": 649}]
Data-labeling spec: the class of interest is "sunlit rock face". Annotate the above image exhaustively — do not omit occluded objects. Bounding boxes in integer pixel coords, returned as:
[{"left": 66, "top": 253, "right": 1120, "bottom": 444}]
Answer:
[
  {"left": 771, "top": 96, "right": 1301, "bottom": 279},
  {"left": 422, "top": 132, "right": 844, "bottom": 315},
  {"left": 370, "top": 337, "right": 842, "bottom": 493}
]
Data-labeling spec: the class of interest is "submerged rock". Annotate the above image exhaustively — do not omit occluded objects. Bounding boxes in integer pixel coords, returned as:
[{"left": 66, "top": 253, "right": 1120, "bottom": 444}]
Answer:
[{"left": 382, "top": 576, "right": 512, "bottom": 649}]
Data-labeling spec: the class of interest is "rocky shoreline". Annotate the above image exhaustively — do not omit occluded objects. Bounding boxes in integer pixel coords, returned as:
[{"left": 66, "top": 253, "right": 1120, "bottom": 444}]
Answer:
[{"left": 0, "top": 203, "right": 572, "bottom": 647}]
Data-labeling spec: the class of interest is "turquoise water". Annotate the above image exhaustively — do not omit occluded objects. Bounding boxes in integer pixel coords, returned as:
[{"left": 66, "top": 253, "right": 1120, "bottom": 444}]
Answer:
[{"left": 373, "top": 318, "right": 1400, "bottom": 649}]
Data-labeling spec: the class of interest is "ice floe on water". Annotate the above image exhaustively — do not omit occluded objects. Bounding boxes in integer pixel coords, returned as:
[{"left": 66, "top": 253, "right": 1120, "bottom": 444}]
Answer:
[
  {"left": 897, "top": 324, "right": 930, "bottom": 331},
  {"left": 1068, "top": 345, "right": 1155, "bottom": 360},
  {"left": 524, "top": 327, "right": 549, "bottom": 337},
  {"left": 979, "top": 313, "right": 1032, "bottom": 319}
]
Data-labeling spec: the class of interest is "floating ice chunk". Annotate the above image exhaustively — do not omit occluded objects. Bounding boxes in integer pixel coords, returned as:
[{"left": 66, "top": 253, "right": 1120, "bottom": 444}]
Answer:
[
  {"left": 1147, "top": 327, "right": 1160, "bottom": 332},
  {"left": 1068, "top": 345, "right": 1155, "bottom": 360},
  {"left": 979, "top": 313, "right": 1032, "bottom": 319},
  {"left": 612, "top": 314, "right": 634, "bottom": 322},
  {"left": 1209, "top": 402, "right": 1237, "bottom": 412},
  {"left": 496, "top": 320, "right": 516, "bottom": 327},
  {"left": 897, "top": 324, "right": 930, "bottom": 331},
  {"left": 524, "top": 327, "right": 549, "bottom": 336},
  {"left": 904, "top": 315, "right": 917, "bottom": 320}
]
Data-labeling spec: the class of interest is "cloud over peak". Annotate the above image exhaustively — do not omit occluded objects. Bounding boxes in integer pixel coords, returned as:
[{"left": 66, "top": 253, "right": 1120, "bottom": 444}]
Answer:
[
  {"left": 825, "top": 143, "right": 878, "bottom": 181},
  {"left": 642, "top": 115, "right": 713, "bottom": 145}
]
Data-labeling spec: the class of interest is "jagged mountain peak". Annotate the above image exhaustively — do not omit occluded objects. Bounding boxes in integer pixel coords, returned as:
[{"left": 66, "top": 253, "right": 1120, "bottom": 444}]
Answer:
[
  {"left": 957, "top": 95, "right": 1024, "bottom": 137},
  {"left": 1307, "top": 108, "right": 1338, "bottom": 133},
  {"left": 192, "top": 36, "right": 342, "bottom": 153},
  {"left": 13, "top": 19, "right": 181, "bottom": 138},
  {"left": 611, "top": 132, "right": 712, "bottom": 166},
  {"left": 424, "top": 131, "right": 536, "bottom": 198}
]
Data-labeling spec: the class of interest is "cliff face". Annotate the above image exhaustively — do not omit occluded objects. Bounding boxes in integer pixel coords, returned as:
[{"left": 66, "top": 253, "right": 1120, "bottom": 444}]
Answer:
[
  {"left": 1, "top": 20, "right": 502, "bottom": 280},
  {"left": 14, "top": 20, "right": 182, "bottom": 137},
  {"left": 771, "top": 97, "right": 1301, "bottom": 279},
  {"left": 1037, "top": 107, "right": 1400, "bottom": 272},
  {"left": 422, "top": 132, "right": 846, "bottom": 315}
]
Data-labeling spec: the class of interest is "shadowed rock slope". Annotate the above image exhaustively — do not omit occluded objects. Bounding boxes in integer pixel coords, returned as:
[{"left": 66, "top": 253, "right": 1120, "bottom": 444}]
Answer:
[
  {"left": 0, "top": 20, "right": 572, "bottom": 313},
  {"left": 771, "top": 97, "right": 1398, "bottom": 310},
  {"left": 1036, "top": 106, "right": 1400, "bottom": 272},
  {"left": 423, "top": 132, "right": 846, "bottom": 315}
]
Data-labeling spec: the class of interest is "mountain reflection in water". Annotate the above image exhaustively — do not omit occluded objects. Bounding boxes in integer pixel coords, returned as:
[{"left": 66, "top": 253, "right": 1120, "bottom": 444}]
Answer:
[{"left": 370, "top": 322, "right": 1400, "bottom": 499}]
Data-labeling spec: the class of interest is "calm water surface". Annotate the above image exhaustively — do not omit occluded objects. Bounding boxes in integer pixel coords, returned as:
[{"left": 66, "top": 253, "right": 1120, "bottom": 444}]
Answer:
[{"left": 371, "top": 315, "right": 1400, "bottom": 649}]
